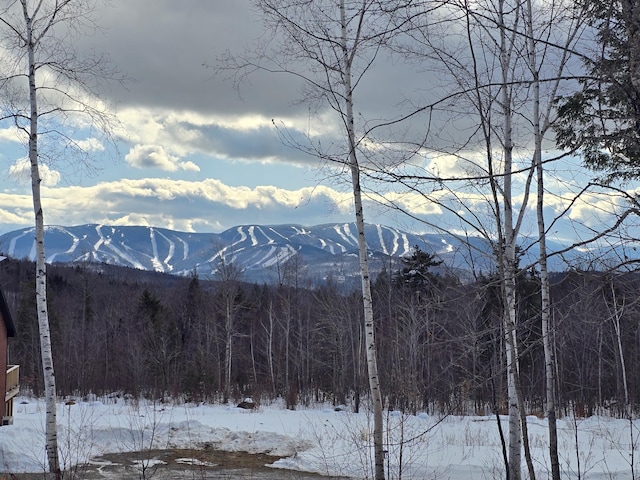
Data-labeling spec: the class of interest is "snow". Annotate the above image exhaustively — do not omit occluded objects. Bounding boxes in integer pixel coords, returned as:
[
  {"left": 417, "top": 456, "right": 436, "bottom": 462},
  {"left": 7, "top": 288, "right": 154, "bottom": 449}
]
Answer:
[
  {"left": 248, "top": 226, "right": 259, "bottom": 246},
  {"left": 1, "top": 396, "right": 638, "bottom": 479},
  {"left": 94, "top": 225, "right": 146, "bottom": 270},
  {"left": 334, "top": 224, "right": 356, "bottom": 248}
]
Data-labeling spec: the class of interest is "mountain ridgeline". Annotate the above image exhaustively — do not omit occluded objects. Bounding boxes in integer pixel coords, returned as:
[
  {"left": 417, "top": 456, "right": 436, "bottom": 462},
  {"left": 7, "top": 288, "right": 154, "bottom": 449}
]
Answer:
[{"left": 0, "top": 223, "right": 574, "bottom": 285}]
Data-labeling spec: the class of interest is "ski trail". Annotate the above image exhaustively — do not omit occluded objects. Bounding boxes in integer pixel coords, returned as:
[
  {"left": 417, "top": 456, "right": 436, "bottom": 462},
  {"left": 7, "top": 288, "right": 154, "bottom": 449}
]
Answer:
[
  {"left": 248, "top": 226, "right": 258, "bottom": 246},
  {"left": 384, "top": 227, "right": 402, "bottom": 255},
  {"left": 343, "top": 223, "right": 358, "bottom": 245},
  {"left": 95, "top": 225, "right": 145, "bottom": 269},
  {"left": 48, "top": 227, "right": 80, "bottom": 263},
  {"left": 234, "top": 226, "right": 248, "bottom": 246},
  {"left": 149, "top": 228, "right": 176, "bottom": 272},
  {"left": 269, "top": 227, "right": 290, "bottom": 241},
  {"left": 8, "top": 229, "right": 33, "bottom": 258},
  {"left": 207, "top": 226, "right": 247, "bottom": 264},
  {"left": 257, "top": 226, "right": 274, "bottom": 244},
  {"left": 162, "top": 232, "right": 176, "bottom": 266},
  {"left": 254, "top": 246, "right": 277, "bottom": 267},
  {"left": 155, "top": 229, "right": 176, "bottom": 272},
  {"left": 149, "top": 228, "right": 163, "bottom": 271},
  {"left": 291, "top": 226, "right": 310, "bottom": 235},
  {"left": 376, "top": 225, "right": 389, "bottom": 255},
  {"left": 389, "top": 227, "right": 401, "bottom": 256},
  {"left": 175, "top": 236, "right": 189, "bottom": 260},
  {"left": 400, "top": 233, "right": 410, "bottom": 254},
  {"left": 93, "top": 225, "right": 105, "bottom": 252},
  {"left": 261, "top": 245, "right": 295, "bottom": 267},
  {"left": 64, "top": 229, "right": 80, "bottom": 255},
  {"left": 334, "top": 224, "right": 356, "bottom": 246}
]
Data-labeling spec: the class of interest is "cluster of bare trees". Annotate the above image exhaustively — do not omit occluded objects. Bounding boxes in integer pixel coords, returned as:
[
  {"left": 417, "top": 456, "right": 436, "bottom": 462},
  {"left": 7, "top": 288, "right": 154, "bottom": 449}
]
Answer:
[
  {"left": 234, "top": 1, "right": 640, "bottom": 478},
  {"left": 4, "top": 256, "right": 640, "bottom": 422}
]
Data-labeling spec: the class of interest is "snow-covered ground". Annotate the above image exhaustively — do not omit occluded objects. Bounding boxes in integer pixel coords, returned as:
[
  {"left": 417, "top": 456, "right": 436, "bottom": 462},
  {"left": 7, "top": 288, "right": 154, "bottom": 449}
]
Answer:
[{"left": 0, "top": 396, "right": 638, "bottom": 479}]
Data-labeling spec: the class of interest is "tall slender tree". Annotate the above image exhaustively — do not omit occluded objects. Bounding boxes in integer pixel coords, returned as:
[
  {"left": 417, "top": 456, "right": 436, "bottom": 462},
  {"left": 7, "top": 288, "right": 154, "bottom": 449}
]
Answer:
[
  {"left": 219, "top": 1, "right": 422, "bottom": 477},
  {"left": 0, "top": 2, "right": 116, "bottom": 476},
  {"left": 374, "top": 0, "right": 585, "bottom": 477}
]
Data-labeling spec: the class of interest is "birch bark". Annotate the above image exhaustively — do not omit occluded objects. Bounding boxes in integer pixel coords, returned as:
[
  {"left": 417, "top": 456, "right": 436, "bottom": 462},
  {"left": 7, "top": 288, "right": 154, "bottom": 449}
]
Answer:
[
  {"left": 23, "top": 1, "right": 60, "bottom": 475},
  {"left": 340, "top": 2, "right": 385, "bottom": 476}
]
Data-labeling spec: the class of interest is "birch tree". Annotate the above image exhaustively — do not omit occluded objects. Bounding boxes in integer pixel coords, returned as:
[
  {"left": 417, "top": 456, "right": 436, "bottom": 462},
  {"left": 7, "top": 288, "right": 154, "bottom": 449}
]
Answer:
[
  {"left": 0, "top": 1, "right": 116, "bottom": 476},
  {"left": 210, "top": 255, "right": 245, "bottom": 404},
  {"left": 373, "top": 0, "right": 585, "bottom": 477},
  {"left": 525, "top": 0, "right": 584, "bottom": 476},
  {"left": 219, "top": 1, "right": 423, "bottom": 477}
]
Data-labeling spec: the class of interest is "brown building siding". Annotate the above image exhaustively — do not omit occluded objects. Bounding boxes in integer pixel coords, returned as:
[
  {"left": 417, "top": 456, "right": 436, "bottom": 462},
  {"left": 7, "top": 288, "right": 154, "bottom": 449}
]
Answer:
[
  {"left": 0, "top": 286, "right": 16, "bottom": 422},
  {"left": 0, "top": 316, "right": 6, "bottom": 416}
]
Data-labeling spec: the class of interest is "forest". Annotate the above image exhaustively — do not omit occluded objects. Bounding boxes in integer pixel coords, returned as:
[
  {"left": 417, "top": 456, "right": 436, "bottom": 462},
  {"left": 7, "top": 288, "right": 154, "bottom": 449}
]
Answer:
[{"left": 2, "top": 251, "right": 638, "bottom": 420}]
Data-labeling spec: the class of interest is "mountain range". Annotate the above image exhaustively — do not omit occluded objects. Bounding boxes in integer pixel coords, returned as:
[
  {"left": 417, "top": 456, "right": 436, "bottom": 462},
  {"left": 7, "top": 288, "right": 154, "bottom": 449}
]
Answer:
[{"left": 0, "top": 223, "right": 587, "bottom": 286}]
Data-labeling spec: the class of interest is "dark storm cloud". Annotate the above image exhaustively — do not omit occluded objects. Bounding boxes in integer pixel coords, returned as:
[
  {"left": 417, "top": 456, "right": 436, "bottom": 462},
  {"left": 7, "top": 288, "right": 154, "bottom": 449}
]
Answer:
[
  {"left": 79, "top": 0, "right": 310, "bottom": 117},
  {"left": 170, "top": 121, "right": 324, "bottom": 164},
  {"left": 77, "top": 0, "right": 435, "bottom": 134}
]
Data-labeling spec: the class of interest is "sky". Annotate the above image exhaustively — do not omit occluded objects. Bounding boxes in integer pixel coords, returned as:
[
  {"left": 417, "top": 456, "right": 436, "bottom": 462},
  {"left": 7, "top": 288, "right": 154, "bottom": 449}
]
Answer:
[{"left": 0, "top": 0, "right": 635, "bottom": 243}]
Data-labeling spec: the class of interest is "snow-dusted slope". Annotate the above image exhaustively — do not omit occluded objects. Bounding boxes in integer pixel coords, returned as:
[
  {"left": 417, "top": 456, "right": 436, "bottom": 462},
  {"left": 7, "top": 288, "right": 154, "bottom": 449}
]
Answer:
[{"left": 0, "top": 222, "right": 571, "bottom": 284}]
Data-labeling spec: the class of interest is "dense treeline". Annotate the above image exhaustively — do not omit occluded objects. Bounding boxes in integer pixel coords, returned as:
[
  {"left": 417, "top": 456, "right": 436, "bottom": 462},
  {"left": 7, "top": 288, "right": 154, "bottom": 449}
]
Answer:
[{"left": 2, "top": 254, "right": 638, "bottom": 417}]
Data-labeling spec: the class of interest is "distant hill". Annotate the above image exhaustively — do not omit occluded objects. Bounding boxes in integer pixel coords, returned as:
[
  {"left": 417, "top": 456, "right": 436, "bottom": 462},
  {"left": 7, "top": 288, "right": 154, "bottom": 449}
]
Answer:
[{"left": 0, "top": 223, "right": 585, "bottom": 286}]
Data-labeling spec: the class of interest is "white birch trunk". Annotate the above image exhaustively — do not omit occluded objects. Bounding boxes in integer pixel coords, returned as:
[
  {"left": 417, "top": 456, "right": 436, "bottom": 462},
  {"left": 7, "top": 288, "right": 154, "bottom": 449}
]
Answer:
[
  {"left": 340, "top": 1, "right": 385, "bottom": 478},
  {"left": 525, "top": 0, "right": 560, "bottom": 476},
  {"left": 224, "top": 298, "right": 232, "bottom": 404},
  {"left": 503, "top": 261, "right": 521, "bottom": 480},
  {"left": 609, "top": 285, "right": 630, "bottom": 409},
  {"left": 499, "top": 0, "right": 521, "bottom": 475},
  {"left": 266, "top": 303, "right": 276, "bottom": 396},
  {"left": 24, "top": 1, "right": 60, "bottom": 475}
]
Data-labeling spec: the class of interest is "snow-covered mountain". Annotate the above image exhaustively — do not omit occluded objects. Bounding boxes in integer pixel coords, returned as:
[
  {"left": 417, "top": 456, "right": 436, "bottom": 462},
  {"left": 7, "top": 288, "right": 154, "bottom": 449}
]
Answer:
[{"left": 0, "top": 223, "right": 573, "bottom": 285}]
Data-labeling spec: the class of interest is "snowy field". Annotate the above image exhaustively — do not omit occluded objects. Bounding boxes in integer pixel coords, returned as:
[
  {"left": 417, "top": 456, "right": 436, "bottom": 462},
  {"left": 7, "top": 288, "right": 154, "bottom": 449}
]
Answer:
[{"left": 1, "top": 396, "right": 638, "bottom": 479}]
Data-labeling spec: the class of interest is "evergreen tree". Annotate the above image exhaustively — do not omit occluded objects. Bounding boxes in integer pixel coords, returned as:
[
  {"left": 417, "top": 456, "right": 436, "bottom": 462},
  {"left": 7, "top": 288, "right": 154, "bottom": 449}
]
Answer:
[
  {"left": 555, "top": 1, "right": 640, "bottom": 182},
  {"left": 396, "top": 245, "right": 442, "bottom": 292}
]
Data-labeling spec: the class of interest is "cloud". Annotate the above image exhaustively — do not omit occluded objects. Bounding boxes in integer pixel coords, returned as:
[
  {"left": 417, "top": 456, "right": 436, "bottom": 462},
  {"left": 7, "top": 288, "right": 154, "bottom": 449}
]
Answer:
[
  {"left": 0, "top": 172, "right": 633, "bottom": 245},
  {"left": 125, "top": 144, "right": 200, "bottom": 172},
  {"left": 0, "top": 207, "right": 31, "bottom": 228},
  {"left": 179, "top": 160, "right": 200, "bottom": 172},
  {"left": 0, "top": 127, "right": 24, "bottom": 144},
  {"left": 117, "top": 107, "right": 322, "bottom": 168},
  {"left": 0, "top": 177, "right": 356, "bottom": 233},
  {"left": 8, "top": 158, "right": 61, "bottom": 186},
  {"left": 74, "top": 138, "right": 105, "bottom": 152}
]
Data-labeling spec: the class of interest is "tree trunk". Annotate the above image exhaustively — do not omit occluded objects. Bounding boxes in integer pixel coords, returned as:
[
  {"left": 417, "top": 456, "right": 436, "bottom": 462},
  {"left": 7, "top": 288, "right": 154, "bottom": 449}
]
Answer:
[
  {"left": 498, "top": 0, "right": 523, "bottom": 475},
  {"left": 266, "top": 303, "right": 276, "bottom": 397},
  {"left": 503, "top": 270, "right": 522, "bottom": 480},
  {"left": 523, "top": 0, "right": 560, "bottom": 473},
  {"left": 26, "top": 6, "right": 60, "bottom": 476},
  {"left": 340, "top": 1, "right": 384, "bottom": 478},
  {"left": 224, "top": 302, "right": 232, "bottom": 404},
  {"left": 609, "top": 284, "right": 630, "bottom": 410},
  {"left": 537, "top": 147, "right": 560, "bottom": 480},
  {"left": 527, "top": 1, "right": 560, "bottom": 475}
]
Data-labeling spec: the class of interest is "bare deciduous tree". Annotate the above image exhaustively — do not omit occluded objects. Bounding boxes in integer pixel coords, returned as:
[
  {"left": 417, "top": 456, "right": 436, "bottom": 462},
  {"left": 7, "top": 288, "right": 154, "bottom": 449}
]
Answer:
[
  {"left": 217, "top": 1, "right": 425, "bottom": 476},
  {"left": 0, "top": 1, "right": 117, "bottom": 476},
  {"left": 370, "top": 0, "right": 586, "bottom": 477}
]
